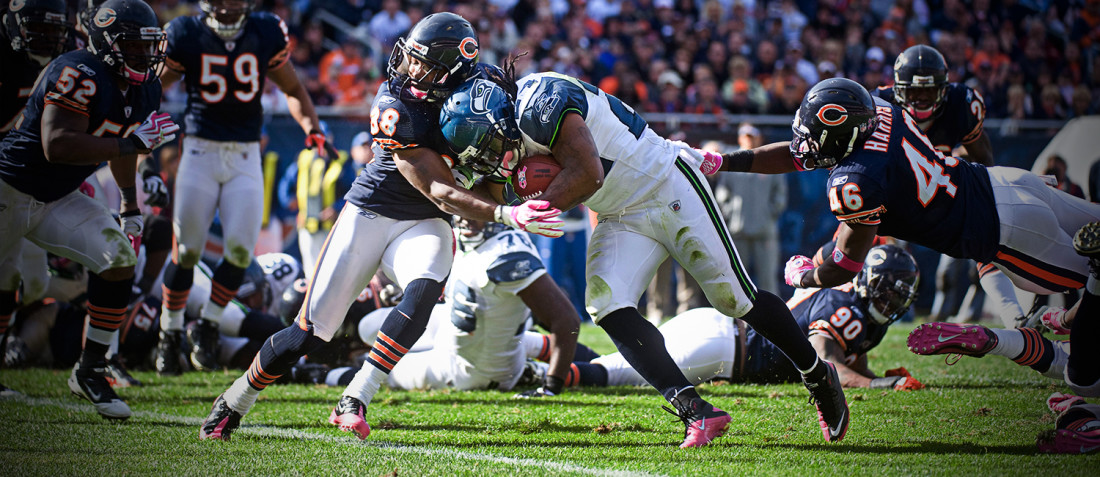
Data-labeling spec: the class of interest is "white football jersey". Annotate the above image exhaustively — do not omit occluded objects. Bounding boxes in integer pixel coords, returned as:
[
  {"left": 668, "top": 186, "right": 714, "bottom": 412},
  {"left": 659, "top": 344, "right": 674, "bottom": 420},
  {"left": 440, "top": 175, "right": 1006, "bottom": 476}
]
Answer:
[
  {"left": 514, "top": 72, "right": 683, "bottom": 213},
  {"left": 440, "top": 228, "right": 547, "bottom": 383}
]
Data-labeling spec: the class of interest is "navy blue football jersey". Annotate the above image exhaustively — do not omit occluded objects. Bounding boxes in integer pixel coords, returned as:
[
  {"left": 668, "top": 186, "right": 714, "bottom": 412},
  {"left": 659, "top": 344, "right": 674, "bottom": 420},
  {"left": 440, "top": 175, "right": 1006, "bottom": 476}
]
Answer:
[
  {"left": 0, "top": 49, "right": 162, "bottom": 202},
  {"left": 825, "top": 98, "right": 999, "bottom": 262},
  {"left": 0, "top": 22, "right": 46, "bottom": 138},
  {"left": 164, "top": 12, "right": 290, "bottom": 142},
  {"left": 345, "top": 64, "right": 507, "bottom": 221},
  {"left": 873, "top": 83, "right": 985, "bottom": 153},
  {"left": 741, "top": 285, "right": 887, "bottom": 383}
]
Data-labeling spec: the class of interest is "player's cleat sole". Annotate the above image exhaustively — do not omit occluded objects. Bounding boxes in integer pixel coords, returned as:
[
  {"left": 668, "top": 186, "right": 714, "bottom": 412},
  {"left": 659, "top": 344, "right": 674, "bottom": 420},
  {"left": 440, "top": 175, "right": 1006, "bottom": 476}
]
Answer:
[
  {"left": 1073, "top": 222, "right": 1100, "bottom": 258},
  {"left": 803, "top": 361, "right": 849, "bottom": 442},
  {"left": 68, "top": 364, "right": 131, "bottom": 420},
  {"left": 329, "top": 395, "right": 371, "bottom": 440},
  {"left": 199, "top": 394, "right": 242, "bottom": 441},
  {"left": 1037, "top": 428, "right": 1100, "bottom": 454},
  {"left": 907, "top": 322, "right": 996, "bottom": 362}
]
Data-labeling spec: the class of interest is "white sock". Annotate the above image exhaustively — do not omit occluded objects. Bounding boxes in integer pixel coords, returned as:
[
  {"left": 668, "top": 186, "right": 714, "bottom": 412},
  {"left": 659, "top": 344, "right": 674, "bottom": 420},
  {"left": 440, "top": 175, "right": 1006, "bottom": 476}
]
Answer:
[
  {"left": 218, "top": 304, "right": 245, "bottom": 337},
  {"left": 223, "top": 375, "right": 260, "bottom": 416},
  {"left": 343, "top": 363, "right": 389, "bottom": 406},
  {"left": 160, "top": 307, "right": 184, "bottom": 332},
  {"left": 988, "top": 328, "right": 1024, "bottom": 359},
  {"left": 521, "top": 331, "right": 548, "bottom": 360},
  {"left": 1042, "top": 340, "right": 1070, "bottom": 380},
  {"left": 203, "top": 302, "right": 226, "bottom": 326}
]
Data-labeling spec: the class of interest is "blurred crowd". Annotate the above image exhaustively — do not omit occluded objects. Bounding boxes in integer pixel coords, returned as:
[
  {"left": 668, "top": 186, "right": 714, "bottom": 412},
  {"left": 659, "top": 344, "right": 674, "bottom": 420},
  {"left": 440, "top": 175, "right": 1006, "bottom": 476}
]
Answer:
[{"left": 140, "top": 0, "right": 1100, "bottom": 121}]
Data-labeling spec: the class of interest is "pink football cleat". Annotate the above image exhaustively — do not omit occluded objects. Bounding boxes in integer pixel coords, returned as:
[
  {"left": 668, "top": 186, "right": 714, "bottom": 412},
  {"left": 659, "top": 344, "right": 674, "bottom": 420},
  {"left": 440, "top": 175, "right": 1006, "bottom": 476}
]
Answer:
[{"left": 329, "top": 395, "right": 371, "bottom": 440}]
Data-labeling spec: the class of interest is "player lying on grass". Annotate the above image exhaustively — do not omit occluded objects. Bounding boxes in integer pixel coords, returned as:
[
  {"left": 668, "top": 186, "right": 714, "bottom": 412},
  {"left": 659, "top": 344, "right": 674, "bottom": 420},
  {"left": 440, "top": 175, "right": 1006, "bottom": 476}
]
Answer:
[{"left": 558, "top": 245, "right": 925, "bottom": 392}]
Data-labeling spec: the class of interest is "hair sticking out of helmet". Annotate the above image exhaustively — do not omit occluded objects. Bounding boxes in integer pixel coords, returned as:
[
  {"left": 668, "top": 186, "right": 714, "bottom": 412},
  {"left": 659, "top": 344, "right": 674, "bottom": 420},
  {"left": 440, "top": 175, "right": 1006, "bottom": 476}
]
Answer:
[
  {"left": 199, "top": 0, "right": 253, "bottom": 40},
  {"left": 790, "top": 77, "right": 879, "bottom": 170},
  {"left": 387, "top": 12, "right": 479, "bottom": 102},
  {"left": 855, "top": 244, "right": 920, "bottom": 325},
  {"left": 439, "top": 78, "right": 522, "bottom": 177},
  {"left": 86, "top": 0, "right": 166, "bottom": 85},
  {"left": 4, "top": 0, "right": 69, "bottom": 66},
  {"left": 893, "top": 45, "right": 949, "bottom": 122}
]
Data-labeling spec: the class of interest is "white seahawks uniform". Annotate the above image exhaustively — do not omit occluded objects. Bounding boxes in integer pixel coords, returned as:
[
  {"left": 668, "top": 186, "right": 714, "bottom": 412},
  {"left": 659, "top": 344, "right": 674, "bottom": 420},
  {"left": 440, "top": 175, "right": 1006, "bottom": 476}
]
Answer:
[
  {"left": 376, "top": 229, "right": 547, "bottom": 391},
  {"left": 514, "top": 73, "right": 756, "bottom": 321}
]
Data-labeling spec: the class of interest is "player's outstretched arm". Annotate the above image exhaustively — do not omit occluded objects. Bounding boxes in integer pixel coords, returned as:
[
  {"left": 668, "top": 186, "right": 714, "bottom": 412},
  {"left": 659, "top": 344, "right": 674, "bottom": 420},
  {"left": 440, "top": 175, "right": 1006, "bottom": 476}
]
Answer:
[
  {"left": 268, "top": 62, "right": 322, "bottom": 143},
  {"left": 516, "top": 275, "right": 581, "bottom": 396},
  {"left": 396, "top": 147, "right": 506, "bottom": 222},
  {"left": 809, "top": 335, "right": 872, "bottom": 388},
  {"left": 699, "top": 141, "right": 801, "bottom": 175},
  {"left": 542, "top": 113, "right": 604, "bottom": 211}
]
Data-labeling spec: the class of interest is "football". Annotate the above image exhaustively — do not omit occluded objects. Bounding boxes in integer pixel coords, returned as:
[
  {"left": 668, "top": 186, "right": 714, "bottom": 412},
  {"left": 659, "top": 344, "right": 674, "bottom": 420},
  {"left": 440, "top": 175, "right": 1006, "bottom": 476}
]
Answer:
[{"left": 512, "top": 154, "right": 561, "bottom": 201}]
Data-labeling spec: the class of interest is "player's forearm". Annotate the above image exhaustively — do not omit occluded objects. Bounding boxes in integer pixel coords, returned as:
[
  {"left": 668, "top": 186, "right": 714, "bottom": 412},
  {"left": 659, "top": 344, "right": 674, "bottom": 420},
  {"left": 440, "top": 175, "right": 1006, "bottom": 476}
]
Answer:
[
  {"left": 836, "top": 367, "right": 873, "bottom": 388},
  {"left": 799, "top": 262, "right": 858, "bottom": 288},
  {"left": 284, "top": 83, "right": 320, "bottom": 136},
  {"left": 546, "top": 328, "right": 579, "bottom": 385},
  {"left": 44, "top": 130, "right": 136, "bottom": 165},
  {"left": 544, "top": 114, "right": 603, "bottom": 211},
  {"left": 108, "top": 155, "right": 139, "bottom": 211},
  {"left": 744, "top": 141, "right": 799, "bottom": 174},
  {"left": 428, "top": 181, "right": 499, "bottom": 222}
]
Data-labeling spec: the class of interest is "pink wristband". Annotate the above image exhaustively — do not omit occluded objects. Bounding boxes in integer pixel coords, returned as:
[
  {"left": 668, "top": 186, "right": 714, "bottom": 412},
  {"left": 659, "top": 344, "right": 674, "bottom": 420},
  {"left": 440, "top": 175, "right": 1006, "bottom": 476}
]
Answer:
[{"left": 832, "top": 248, "right": 864, "bottom": 273}]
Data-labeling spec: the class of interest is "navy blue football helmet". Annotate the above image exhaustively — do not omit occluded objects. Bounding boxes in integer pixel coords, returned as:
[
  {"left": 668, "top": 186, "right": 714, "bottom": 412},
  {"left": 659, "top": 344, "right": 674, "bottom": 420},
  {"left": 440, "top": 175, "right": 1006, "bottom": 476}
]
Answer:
[
  {"left": 86, "top": 0, "right": 166, "bottom": 85},
  {"left": 274, "top": 278, "right": 308, "bottom": 327},
  {"left": 855, "top": 245, "right": 920, "bottom": 325},
  {"left": 893, "top": 45, "right": 949, "bottom": 121},
  {"left": 387, "top": 12, "right": 479, "bottom": 102},
  {"left": 439, "top": 77, "right": 522, "bottom": 176},
  {"left": 3, "top": 0, "right": 69, "bottom": 66},
  {"left": 790, "top": 78, "right": 879, "bottom": 170}
]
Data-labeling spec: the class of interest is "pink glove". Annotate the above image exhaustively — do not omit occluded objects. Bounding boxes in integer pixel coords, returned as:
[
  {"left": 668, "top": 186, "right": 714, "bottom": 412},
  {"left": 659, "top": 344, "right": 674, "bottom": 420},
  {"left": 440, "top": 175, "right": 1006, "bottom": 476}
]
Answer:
[
  {"left": 1040, "top": 307, "right": 1071, "bottom": 335},
  {"left": 495, "top": 200, "right": 565, "bottom": 238},
  {"left": 784, "top": 255, "right": 814, "bottom": 287},
  {"left": 697, "top": 149, "right": 723, "bottom": 175},
  {"left": 130, "top": 111, "right": 180, "bottom": 153},
  {"left": 78, "top": 181, "right": 96, "bottom": 198},
  {"left": 1047, "top": 392, "right": 1085, "bottom": 414}
]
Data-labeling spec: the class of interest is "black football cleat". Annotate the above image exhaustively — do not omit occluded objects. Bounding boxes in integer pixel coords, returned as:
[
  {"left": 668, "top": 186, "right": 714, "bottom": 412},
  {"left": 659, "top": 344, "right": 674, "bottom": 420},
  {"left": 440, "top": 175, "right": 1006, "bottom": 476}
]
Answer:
[
  {"left": 155, "top": 329, "right": 183, "bottom": 376},
  {"left": 188, "top": 319, "right": 220, "bottom": 371},
  {"left": 68, "top": 363, "right": 131, "bottom": 420},
  {"left": 199, "top": 394, "right": 242, "bottom": 441},
  {"left": 802, "top": 361, "right": 849, "bottom": 442}
]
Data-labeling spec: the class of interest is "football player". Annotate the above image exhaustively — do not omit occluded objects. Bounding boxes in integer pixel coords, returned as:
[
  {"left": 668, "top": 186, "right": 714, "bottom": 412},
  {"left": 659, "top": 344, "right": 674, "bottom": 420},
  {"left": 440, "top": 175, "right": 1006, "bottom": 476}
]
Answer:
[
  {"left": 0, "top": 0, "right": 69, "bottom": 395},
  {"left": 156, "top": 0, "right": 329, "bottom": 374},
  {"left": 0, "top": 0, "right": 178, "bottom": 419},
  {"left": 875, "top": 44, "right": 1023, "bottom": 328},
  {"left": 441, "top": 72, "right": 850, "bottom": 447},
  {"left": 580, "top": 245, "right": 925, "bottom": 391},
  {"left": 199, "top": 13, "right": 563, "bottom": 441}
]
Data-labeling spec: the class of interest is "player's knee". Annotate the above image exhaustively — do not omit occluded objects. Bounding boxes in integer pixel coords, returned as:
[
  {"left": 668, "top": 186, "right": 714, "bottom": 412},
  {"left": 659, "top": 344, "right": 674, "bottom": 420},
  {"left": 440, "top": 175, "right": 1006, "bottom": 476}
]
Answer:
[
  {"left": 222, "top": 244, "right": 252, "bottom": 269},
  {"left": 175, "top": 246, "right": 202, "bottom": 268},
  {"left": 705, "top": 282, "right": 753, "bottom": 318},
  {"left": 584, "top": 275, "right": 616, "bottom": 323},
  {"left": 98, "top": 265, "right": 136, "bottom": 282}
]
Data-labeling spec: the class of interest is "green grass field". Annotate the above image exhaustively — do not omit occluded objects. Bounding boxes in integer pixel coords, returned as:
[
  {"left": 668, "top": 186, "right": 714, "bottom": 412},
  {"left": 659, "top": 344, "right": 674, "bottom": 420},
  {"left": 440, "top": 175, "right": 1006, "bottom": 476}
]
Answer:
[{"left": 1, "top": 322, "right": 1096, "bottom": 476}]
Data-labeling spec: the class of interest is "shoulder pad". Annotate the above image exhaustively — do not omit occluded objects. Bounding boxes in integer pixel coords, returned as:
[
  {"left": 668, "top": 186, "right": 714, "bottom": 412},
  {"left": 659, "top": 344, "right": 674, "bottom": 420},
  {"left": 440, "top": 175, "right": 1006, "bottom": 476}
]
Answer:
[{"left": 486, "top": 251, "right": 545, "bottom": 284}]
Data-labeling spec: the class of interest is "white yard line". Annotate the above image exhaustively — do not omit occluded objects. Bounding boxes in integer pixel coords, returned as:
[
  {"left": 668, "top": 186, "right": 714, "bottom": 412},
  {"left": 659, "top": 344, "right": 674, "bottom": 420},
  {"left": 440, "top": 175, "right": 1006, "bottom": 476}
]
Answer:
[{"left": 3, "top": 394, "right": 663, "bottom": 477}]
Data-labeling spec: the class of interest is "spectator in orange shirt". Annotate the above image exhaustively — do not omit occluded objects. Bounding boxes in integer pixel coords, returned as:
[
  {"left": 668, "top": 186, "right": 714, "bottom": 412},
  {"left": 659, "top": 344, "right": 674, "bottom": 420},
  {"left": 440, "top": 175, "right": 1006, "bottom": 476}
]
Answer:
[{"left": 318, "top": 39, "right": 374, "bottom": 107}]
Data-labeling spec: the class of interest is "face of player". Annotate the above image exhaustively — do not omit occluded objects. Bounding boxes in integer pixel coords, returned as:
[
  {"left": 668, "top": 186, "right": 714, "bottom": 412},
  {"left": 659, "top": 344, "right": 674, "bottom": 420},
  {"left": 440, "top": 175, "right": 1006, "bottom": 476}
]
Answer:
[
  {"left": 211, "top": 0, "right": 248, "bottom": 24},
  {"left": 21, "top": 18, "right": 68, "bottom": 63},
  {"left": 405, "top": 55, "right": 448, "bottom": 88},
  {"left": 903, "top": 86, "right": 940, "bottom": 116},
  {"left": 116, "top": 37, "right": 162, "bottom": 83}
]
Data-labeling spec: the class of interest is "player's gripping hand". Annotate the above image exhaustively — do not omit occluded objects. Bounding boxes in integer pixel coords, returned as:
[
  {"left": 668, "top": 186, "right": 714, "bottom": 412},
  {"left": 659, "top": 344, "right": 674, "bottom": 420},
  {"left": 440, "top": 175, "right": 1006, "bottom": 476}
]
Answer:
[
  {"left": 120, "top": 209, "right": 143, "bottom": 253},
  {"left": 495, "top": 200, "right": 564, "bottom": 238},
  {"left": 695, "top": 148, "right": 723, "bottom": 175},
  {"left": 142, "top": 170, "right": 169, "bottom": 207},
  {"left": 306, "top": 129, "right": 339, "bottom": 160},
  {"left": 130, "top": 112, "right": 179, "bottom": 153},
  {"left": 514, "top": 375, "right": 563, "bottom": 399},
  {"left": 784, "top": 255, "right": 814, "bottom": 287}
]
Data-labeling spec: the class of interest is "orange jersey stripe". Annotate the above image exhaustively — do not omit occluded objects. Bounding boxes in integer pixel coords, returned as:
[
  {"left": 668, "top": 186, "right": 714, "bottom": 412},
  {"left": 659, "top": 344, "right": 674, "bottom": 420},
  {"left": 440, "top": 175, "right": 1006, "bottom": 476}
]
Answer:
[{"left": 994, "top": 251, "right": 1085, "bottom": 290}]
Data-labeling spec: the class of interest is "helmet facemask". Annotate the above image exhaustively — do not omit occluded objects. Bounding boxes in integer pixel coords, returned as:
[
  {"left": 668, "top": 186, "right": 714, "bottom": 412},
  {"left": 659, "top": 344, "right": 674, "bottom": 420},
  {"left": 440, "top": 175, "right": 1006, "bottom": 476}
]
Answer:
[
  {"left": 200, "top": 0, "right": 251, "bottom": 40},
  {"left": 895, "top": 81, "right": 947, "bottom": 121},
  {"left": 388, "top": 38, "right": 472, "bottom": 102},
  {"left": 855, "top": 246, "right": 920, "bottom": 326},
  {"left": 790, "top": 121, "right": 837, "bottom": 171},
  {"left": 104, "top": 27, "right": 166, "bottom": 85},
  {"left": 454, "top": 216, "right": 510, "bottom": 250}
]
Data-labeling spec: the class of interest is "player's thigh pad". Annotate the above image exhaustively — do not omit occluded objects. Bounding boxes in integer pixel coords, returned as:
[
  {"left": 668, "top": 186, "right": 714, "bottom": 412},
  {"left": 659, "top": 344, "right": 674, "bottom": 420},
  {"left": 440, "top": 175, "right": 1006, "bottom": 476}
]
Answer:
[
  {"left": 216, "top": 141, "right": 264, "bottom": 267},
  {"left": 26, "top": 190, "right": 135, "bottom": 274},
  {"left": 173, "top": 137, "right": 226, "bottom": 263},
  {"left": 302, "top": 206, "right": 395, "bottom": 341},
  {"left": 379, "top": 217, "right": 454, "bottom": 288},
  {"left": 660, "top": 161, "right": 756, "bottom": 317},
  {"left": 15, "top": 242, "right": 49, "bottom": 303},
  {"left": 990, "top": 167, "right": 1099, "bottom": 293},
  {"left": 584, "top": 217, "right": 669, "bottom": 322}
]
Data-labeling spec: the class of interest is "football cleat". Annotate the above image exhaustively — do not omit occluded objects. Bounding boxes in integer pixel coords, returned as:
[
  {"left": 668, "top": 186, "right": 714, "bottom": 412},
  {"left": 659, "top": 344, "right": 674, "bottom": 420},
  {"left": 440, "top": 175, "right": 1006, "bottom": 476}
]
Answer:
[
  {"left": 155, "top": 329, "right": 183, "bottom": 376},
  {"left": 0, "top": 382, "right": 20, "bottom": 397},
  {"left": 907, "top": 322, "right": 996, "bottom": 365},
  {"left": 802, "top": 361, "right": 849, "bottom": 442},
  {"left": 68, "top": 363, "right": 132, "bottom": 420},
  {"left": 188, "top": 319, "right": 220, "bottom": 371},
  {"left": 662, "top": 398, "right": 732, "bottom": 448},
  {"left": 199, "top": 394, "right": 242, "bottom": 441},
  {"left": 1074, "top": 222, "right": 1100, "bottom": 277},
  {"left": 287, "top": 363, "right": 329, "bottom": 385},
  {"left": 1038, "top": 403, "right": 1100, "bottom": 454},
  {"left": 105, "top": 355, "right": 143, "bottom": 388},
  {"left": 329, "top": 395, "right": 371, "bottom": 440}
]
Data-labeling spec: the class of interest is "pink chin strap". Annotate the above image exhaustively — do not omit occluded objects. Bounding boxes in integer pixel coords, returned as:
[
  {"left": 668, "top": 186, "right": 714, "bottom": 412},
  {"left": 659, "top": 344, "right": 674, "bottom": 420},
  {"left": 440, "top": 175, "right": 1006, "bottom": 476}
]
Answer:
[
  {"left": 908, "top": 105, "right": 934, "bottom": 121},
  {"left": 123, "top": 65, "right": 149, "bottom": 85}
]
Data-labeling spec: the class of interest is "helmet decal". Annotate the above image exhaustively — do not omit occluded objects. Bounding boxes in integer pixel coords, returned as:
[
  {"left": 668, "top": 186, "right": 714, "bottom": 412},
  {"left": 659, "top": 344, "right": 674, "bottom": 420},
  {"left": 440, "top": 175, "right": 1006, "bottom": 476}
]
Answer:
[
  {"left": 816, "top": 104, "right": 848, "bottom": 126},
  {"left": 459, "top": 37, "right": 478, "bottom": 59},
  {"left": 94, "top": 7, "right": 116, "bottom": 28},
  {"left": 10, "top": 0, "right": 26, "bottom": 12},
  {"left": 865, "top": 247, "right": 887, "bottom": 266}
]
